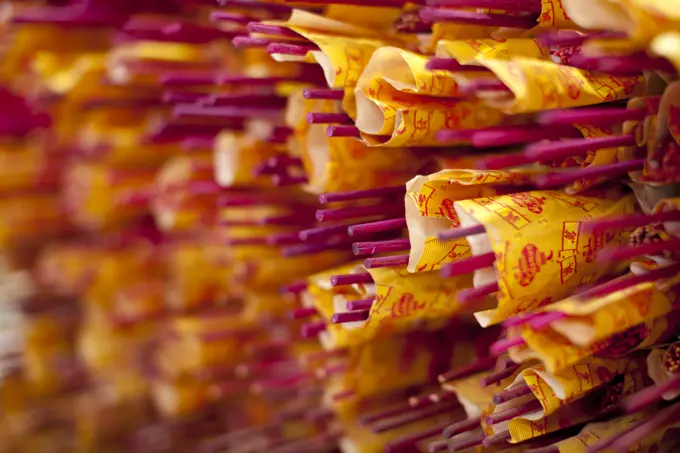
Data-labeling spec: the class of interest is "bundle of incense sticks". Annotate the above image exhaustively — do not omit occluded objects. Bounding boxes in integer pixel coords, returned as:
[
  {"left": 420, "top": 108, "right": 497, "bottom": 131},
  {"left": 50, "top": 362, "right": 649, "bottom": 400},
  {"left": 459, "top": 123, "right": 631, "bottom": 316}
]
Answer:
[{"left": 2, "top": 1, "right": 680, "bottom": 453}]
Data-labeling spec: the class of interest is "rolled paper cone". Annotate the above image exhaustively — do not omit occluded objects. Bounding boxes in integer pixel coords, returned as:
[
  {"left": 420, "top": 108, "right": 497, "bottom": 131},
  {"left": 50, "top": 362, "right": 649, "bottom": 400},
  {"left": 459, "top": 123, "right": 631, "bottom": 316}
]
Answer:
[
  {"left": 301, "top": 321, "right": 327, "bottom": 338},
  {"left": 348, "top": 218, "right": 408, "bottom": 236},
  {"left": 611, "top": 403, "right": 680, "bottom": 452},
  {"left": 302, "top": 88, "right": 345, "bottom": 100},
  {"left": 479, "top": 363, "right": 521, "bottom": 387},
  {"left": 300, "top": 224, "right": 351, "bottom": 241},
  {"left": 306, "top": 112, "right": 354, "bottom": 125},
  {"left": 384, "top": 422, "right": 453, "bottom": 452},
  {"left": 443, "top": 417, "right": 481, "bottom": 438},
  {"left": 438, "top": 224, "right": 486, "bottom": 241},
  {"left": 441, "top": 252, "right": 495, "bottom": 278},
  {"left": 457, "top": 281, "right": 500, "bottom": 304},
  {"left": 538, "top": 107, "right": 650, "bottom": 127},
  {"left": 534, "top": 159, "right": 644, "bottom": 189},
  {"left": 320, "top": 186, "right": 405, "bottom": 204},
  {"left": 448, "top": 432, "right": 485, "bottom": 451},
  {"left": 459, "top": 79, "right": 512, "bottom": 95},
  {"left": 353, "top": 239, "right": 411, "bottom": 256},
  {"left": 330, "top": 273, "right": 373, "bottom": 286},
  {"left": 425, "top": 0, "right": 542, "bottom": 13},
  {"left": 482, "top": 430, "right": 511, "bottom": 448},
  {"left": 493, "top": 383, "right": 532, "bottom": 404},
  {"left": 210, "top": 11, "right": 254, "bottom": 24},
  {"left": 267, "top": 42, "right": 319, "bottom": 56},
  {"left": 364, "top": 254, "right": 410, "bottom": 269},
  {"left": 426, "top": 58, "right": 489, "bottom": 72},
  {"left": 347, "top": 298, "right": 374, "bottom": 311},
  {"left": 438, "top": 356, "right": 497, "bottom": 383},
  {"left": 428, "top": 440, "right": 447, "bottom": 453},
  {"left": 583, "top": 210, "right": 680, "bottom": 233},
  {"left": 280, "top": 281, "right": 308, "bottom": 294},
  {"left": 373, "top": 402, "right": 460, "bottom": 434},
  {"left": 622, "top": 372, "right": 680, "bottom": 414},
  {"left": 360, "top": 402, "right": 416, "bottom": 425},
  {"left": 472, "top": 124, "right": 581, "bottom": 148},
  {"left": 524, "top": 134, "right": 637, "bottom": 163},
  {"left": 272, "top": 174, "right": 308, "bottom": 186},
  {"left": 246, "top": 22, "right": 303, "bottom": 38},
  {"left": 597, "top": 237, "right": 680, "bottom": 262},
  {"left": 578, "top": 262, "right": 680, "bottom": 300},
  {"left": 316, "top": 203, "right": 405, "bottom": 222},
  {"left": 331, "top": 310, "right": 370, "bottom": 324},
  {"left": 475, "top": 152, "right": 533, "bottom": 170},
  {"left": 490, "top": 336, "right": 526, "bottom": 357},
  {"left": 327, "top": 125, "right": 362, "bottom": 138},
  {"left": 527, "top": 311, "right": 567, "bottom": 331},
  {"left": 419, "top": 7, "right": 538, "bottom": 27},
  {"left": 486, "top": 399, "right": 542, "bottom": 425}
]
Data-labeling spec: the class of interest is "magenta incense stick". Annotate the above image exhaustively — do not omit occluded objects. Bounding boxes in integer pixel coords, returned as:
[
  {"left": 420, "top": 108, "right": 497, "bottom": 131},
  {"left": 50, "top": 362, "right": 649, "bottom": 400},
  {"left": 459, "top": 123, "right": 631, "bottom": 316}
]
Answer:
[
  {"left": 426, "top": 58, "right": 490, "bottom": 72},
  {"left": 438, "top": 224, "right": 486, "bottom": 241},
  {"left": 583, "top": 210, "right": 680, "bottom": 233},
  {"left": 372, "top": 402, "right": 459, "bottom": 434},
  {"left": 438, "top": 356, "right": 497, "bottom": 383},
  {"left": 486, "top": 399, "right": 542, "bottom": 425},
  {"left": 267, "top": 42, "right": 319, "bottom": 56},
  {"left": 480, "top": 363, "right": 521, "bottom": 387},
  {"left": 210, "top": 11, "right": 254, "bottom": 25},
  {"left": 330, "top": 273, "right": 373, "bottom": 286},
  {"left": 384, "top": 422, "right": 453, "bottom": 452},
  {"left": 353, "top": 239, "right": 411, "bottom": 256},
  {"left": 247, "top": 22, "right": 303, "bottom": 39},
  {"left": 306, "top": 112, "right": 354, "bottom": 125},
  {"left": 597, "top": 237, "right": 680, "bottom": 262},
  {"left": 271, "top": 174, "right": 308, "bottom": 186},
  {"left": 493, "top": 383, "right": 533, "bottom": 404},
  {"left": 303, "top": 88, "right": 345, "bottom": 100},
  {"left": 577, "top": 262, "right": 680, "bottom": 300},
  {"left": 280, "top": 281, "right": 308, "bottom": 294},
  {"left": 320, "top": 186, "right": 405, "bottom": 204},
  {"left": 301, "top": 321, "right": 327, "bottom": 338},
  {"left": 347, "top": 298, "right": 374, "bottom": 311},
  {"left": 327, "top": 125, "right": 362, "bottom": 138},
  {"left": 364, "top": 255, "right": 410, "bottom": 269},
  {"left": 483, "top": 430, "right": 511, "bottom": 448},
  {"left": 331, "top": 310, "right": 370, "bottom": 324},
  {"left": 448, "top": 432, "right": 485, "bottom": 451},
  {"left": 316, "top": 203, "right": 405, "bottom": 222},
  {"left": 456, "top": 282, "right": 500, "bottom": 304},
  {"left": 523, "top": 134, "right": 637, "bottom": 163},
  {"left": 622, "top": 373, "right": 680, "bottom": 414},
  {"left": 419, "top": 8, "right": 538, "bottom": 28},
  {"left": 300, "top": 224, "right": 351, "bottom": 241},
  {"left": 527, "top": 312, "right": 567, "bottom": 331},
  {"left": 425, "top": 0, "right": 542, "bottom": 12},
  {"left": 490, "top": 336, "right": 526, "bottom": 357},
  {"left": 348, "top": 218, "right": 408, "bottom": 236},
  {"left": 534, "top": 159, "right": 643, "bottom": 189},
  {"left": 538, "top": 106, "right": 651, "bottom": 127},
  {"left": 441, "top": 252, "right": 495, "bottom": 278},
  {"left": 443, "top": 417, "right": 481, "bottom": 438}
]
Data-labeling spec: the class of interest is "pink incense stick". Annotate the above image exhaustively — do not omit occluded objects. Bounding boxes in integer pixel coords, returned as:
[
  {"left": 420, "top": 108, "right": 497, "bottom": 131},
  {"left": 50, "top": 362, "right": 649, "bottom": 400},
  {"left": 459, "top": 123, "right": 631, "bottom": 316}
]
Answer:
[
  {"left": 456, "top": 282, "right": 500, "bottom": 304},
  {"left": 476, "top": 152, "right": 533, "bottom": 170},
  {"left": 527, "top": 311, "right": 567, "bottom": 331},
  {"left": 306, "top": 112, "right": 354, "bottom": 125},
  {"left": 247, "top": 22, "right": 303, "bottom": 39},
  {"left": 282, "top": 239, "right": 350, "bottom": 257},
  {"left": 486, "top": 399, "right": 542, "bottom": 425},
  {"left": 610, "top": 403, "right": 680, "bottom": 452},
  {"left": 568, "top": 53, "right": 676, "bottom": 75},
  {"left": 597, "top": 237, "right": 680, "bottom": 262},
  {"left": 441, "top": 252, "right": 495, "bottom": 278},
  {"left": 353, "top": 239, "right": 411, "bottom": 256},
  {"left": 272, "top": 174, "right": 308, "bottom": 186},
  {"left": 251, "top": 372, "right": 312, "bottom": 392},
  {"left": 331, "top": 310, "right": 370, "bottom": 324},
  {"left": 301, "top": 321, "right": 327, "bottom": 338},
  {"left": 443, "top": 417, "right": 481, "bottom": 438},
  {"left": 438, "top": 224, "right": 486, "bottom": 241},
  {"left": 181, "top": 136, "right": 215, "bottom": 150},
  {"left": 459, "top": 79, "right": 512, "bottom": 95},
  {"left": 538, "top": 30, "right": 626, "bottom": 47},
  {"left": 316, "top": 203, "right": 404, "bottom": 222},
  {"left": 583, "top": 210, "right": 680, "bottom": 233},
  {"left": 372, "top": 402, "right": 460, "bottom": 434},
  {"left": 622, "top": 372, "right": 680, "bottom": 414},
  {"left": 490, "top": 336, "right": 526, "bottom": 357},
  {"left": 232, "top": 36, "right": 276, "bottom": 48},
  {"left": 320, "top": 186, "right": 405, "bottom": 204},
  {"left": 430, "top": 391, "right": 457, "bottom": 403},
  {"left": 364, "top": 255, "right": 410, "bottom": 269},
  {"left": 210, "top": 11, "right": 254, "bottom": 25},
  {"left": 384, "top": 422, "right": 453, "bottom": 452},
  {"left": 267, "top": 232, "right": 304, "bottom": 246},
  {"left": 426, "top": 0, "right": 542, "bottom": 13},
  {"left": 426, "top": 58, "right": 489, "bottom": 72},
  {"left": 410, "top": 394, "right": 436, "bottom": 409},
  {"left": 207, "top": 93, "right": 287, "bottom": 107},
  {"left": 267, "top": 42, "right": 319, "bottom": 56},
  {"left": 480, "top": 363, "right": 521, "bottom": 387},
  {"left": 538, "top": 107, "right": 650, "bottom": 127},
  {"left": 493, "top": 383, "right": 532, "bottom": 404},
  {"left": 348, "top": 218, "right": 408, "bottom": 236},
  {"left": 438, "top": 356, "right": 497, "bottom": 383},
  {"left": 330, "top": 273, "right": 373, "bottom": 286},
  {"left": 327, "top": 125, "right": 362, "bottom": 138},
  {"left": 482, "top": 430, "right": 511, "bottom": 448},
  {"left": 347, "top": 298, "right": 374, "bottom": 311},
  {"left": 577, "top": 262, "right": 680, "bottom": 300},
  {"left": 300, "top": 224, "right": 351, "bottom": 241},
  {"left": 173, "top": 104, "right": 282, "bottom": 121},
  {"left": 428, "top": 440, "right": 447, "bottom": 452},
  {"left": 303, "top": 88, "right": 345, "bottom": 100},
  {"left": 224, "top": 237, "right": 268, "bottom": 246},
  {"left": 360, "top": 402, "right": 417, "bottom": 425},
  {"left": 471, "top": 124, "right": 580, "bottom": 148},
  {"left": 220, "top": 0, "right": 293, "bottom": 13},
  {"left": 524, "top": 134, "right": 637, "bottom": 163},
  {"left": 534, "top": 159, "right": 643, "bottom": 189},
  {"left": 160, "top": 71, "right": 220, "bottom": 87},
  {"left": 448, "top": 432, "right": 485, "bottom": 451},
  {"left": 419, "top": 8, "right": 538, "bottom": 28},
  {"left": 280, "top": 281, "right": 308, "bottom": 294}
]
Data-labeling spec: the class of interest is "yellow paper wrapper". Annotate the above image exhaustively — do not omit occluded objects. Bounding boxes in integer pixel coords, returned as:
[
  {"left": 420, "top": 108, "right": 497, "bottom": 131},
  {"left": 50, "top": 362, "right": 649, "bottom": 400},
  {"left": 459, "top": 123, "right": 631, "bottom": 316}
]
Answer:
[
  {"left": 453, "top": 189, "right": 636, "bottom": 326},
  {"left": 435, "top": 38, "right": 549, "bottom": 62}
]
